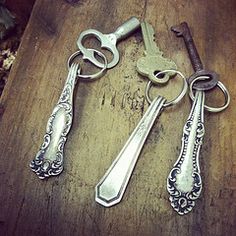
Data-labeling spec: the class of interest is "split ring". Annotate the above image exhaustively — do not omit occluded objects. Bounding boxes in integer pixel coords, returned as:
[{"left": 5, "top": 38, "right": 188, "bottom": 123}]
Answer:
[
  {"left": 145, "top": 69, "right": 188, "bottom": 107},
  {"left": 189, "top": 76, "right": 230, "bottom": 112},
  {"left": 67, "top": 49, "right": 108, "bottom": 81}
]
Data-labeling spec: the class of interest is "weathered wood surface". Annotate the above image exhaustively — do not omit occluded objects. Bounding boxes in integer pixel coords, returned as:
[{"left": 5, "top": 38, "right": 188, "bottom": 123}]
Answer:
[{"left": 0, "top": 0, "right": 235, "bottom": 235}]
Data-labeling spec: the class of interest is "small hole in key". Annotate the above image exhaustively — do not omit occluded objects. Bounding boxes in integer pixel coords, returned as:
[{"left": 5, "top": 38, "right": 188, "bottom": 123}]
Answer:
[
  {"left": 82, "top": 36, "right": 113, "bottom": 63},
  {"left": 154, "top": 70, "right": 165, "bottom": 79}
]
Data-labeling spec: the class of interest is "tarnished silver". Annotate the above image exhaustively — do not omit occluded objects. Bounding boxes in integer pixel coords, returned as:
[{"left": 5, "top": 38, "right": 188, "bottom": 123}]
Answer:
[
  {"left": 67, "top": 49, "right": 108, "bottom": 81},
  {"left": 96, "top": 96, "right": 166, "bottom": 207},
  {"left": 167, "top": 75, "right": 230, "bottom": 215},
  {"left": 137, "top": 22, "right": 177, "bottom": 84},
  {"left": 30, "top": 63, "right": 80, "bottom": 179},
  {"left": 168, "top": 21, "right": 231, "bottom": 215},
  {"left": 77, "top": 17, "right": 140, "bottom": 69},
  {"left": 167, "top": 88, "right": 205, "bottom": 215},
  {"left": 95, "top": 69, "right": 188, "bottom": 207}
]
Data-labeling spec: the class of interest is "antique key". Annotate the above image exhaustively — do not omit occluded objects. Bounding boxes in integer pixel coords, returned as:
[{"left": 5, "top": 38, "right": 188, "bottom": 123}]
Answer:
[
  {"left": 77, "top": 17, "right": 140, "bottom": 69},
  {"left": 171, "top": 22, "right": 218, "bottom": 90},
  {"left": 137, "top": 21, "right": 177, "bottom": 84},
  {"left": 167, "top": 22, "right": 230, "bottom": 215},
  {"left": 96, "top": 70, "right": 188, "bottom": 207}
]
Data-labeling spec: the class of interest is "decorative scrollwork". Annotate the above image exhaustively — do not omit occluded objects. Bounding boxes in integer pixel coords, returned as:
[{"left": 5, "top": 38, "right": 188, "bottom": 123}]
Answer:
[
  {"left": 167, "top": 91, "right": 205, "bottom": 215},
  {"left": 30, "top": 63, "right": 79, "bottom": 179},
  {"left": 167, "top": 168, "right": 202, "bottom": 215}
]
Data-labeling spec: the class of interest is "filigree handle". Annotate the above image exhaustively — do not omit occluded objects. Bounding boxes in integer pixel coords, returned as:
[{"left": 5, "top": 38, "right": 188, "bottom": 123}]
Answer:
[
  {"left": 30, "top": 63, "right": 80, "bottom": 179},
  {"left": 167, "top": 91, "right": 205, "bottom": 215}
]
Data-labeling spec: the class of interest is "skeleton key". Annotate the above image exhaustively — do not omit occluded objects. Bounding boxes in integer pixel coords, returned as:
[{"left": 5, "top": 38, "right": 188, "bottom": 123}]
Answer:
[
  {"left": 96, "top": 70, "right": 188, "bottom": 207},
  {"left": 137, "top": 21, "right": 177, "bottom": 84},
  {"left": 171, "top": 22, "right": 218, "bottom": 90},
  {"left": 30, "top": 63, "right": 80, "bottom": 179},
  {"left": 167, "top": 22, "right": 230, "bottom": 215},
  {"left": 77, "top": 17, "right": 140, "bottom": 69}
]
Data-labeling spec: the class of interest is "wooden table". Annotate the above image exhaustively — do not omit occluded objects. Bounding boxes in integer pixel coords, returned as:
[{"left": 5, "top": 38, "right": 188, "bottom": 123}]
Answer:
[{"left": 0, "top": 0, "right": 235, "bottom": 235}]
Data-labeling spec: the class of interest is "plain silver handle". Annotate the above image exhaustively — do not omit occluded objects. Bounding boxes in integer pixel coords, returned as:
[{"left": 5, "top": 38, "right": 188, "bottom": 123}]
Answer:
[{"left": 96, "top": 96, "right": 166, "bottom": 207}]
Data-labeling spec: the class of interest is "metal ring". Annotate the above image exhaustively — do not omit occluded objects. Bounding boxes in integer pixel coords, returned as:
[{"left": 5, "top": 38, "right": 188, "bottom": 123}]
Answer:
[
  {"left": 145, "top": 69, "right": 188, "bottom": 107},
  {"left": 189, "top": 76, "right": 230, "bottom": 112},
  {"left": 67, "top": 49, "right": 108, "bottom": 81}
]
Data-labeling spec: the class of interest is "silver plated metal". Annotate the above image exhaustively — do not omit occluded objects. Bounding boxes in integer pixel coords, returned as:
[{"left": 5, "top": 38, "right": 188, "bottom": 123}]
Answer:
[
  {"left": 167, "top": 88, "right": 205, "bottom": 215},
  {"left": 77, "top": 17, "right": 140, "bottom": 69},
  {"left": 167, "top": 76, "right": 230, "bottom": 215},
  {"left": 30, "top": 63, "right": 80, "bottom": 179},
  {"left": 145, "top": 69, "right": 188, "bottom": 107},
  {"left": 67, "top": 49, "right": 108, "bottom": 81},
  {"left": 95, "top": 96, "right": 166, "bottom": 207},
  {"left": 95, "top": 70, "right": 188, "bottom": 207}
]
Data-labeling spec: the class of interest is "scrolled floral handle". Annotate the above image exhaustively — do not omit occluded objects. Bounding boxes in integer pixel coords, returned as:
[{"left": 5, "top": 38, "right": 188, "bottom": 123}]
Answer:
[{"left": 30, "top": 63, "right": 80, "bottom": 179}]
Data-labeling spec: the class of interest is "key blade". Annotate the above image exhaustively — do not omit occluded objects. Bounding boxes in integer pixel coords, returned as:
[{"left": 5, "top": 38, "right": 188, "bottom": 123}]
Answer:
[{"left": 141, "top": 21, "right": 162, "bottom": 56}]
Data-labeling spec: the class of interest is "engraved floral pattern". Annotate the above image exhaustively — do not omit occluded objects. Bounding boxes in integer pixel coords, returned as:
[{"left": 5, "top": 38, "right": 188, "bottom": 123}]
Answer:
[
  {"left": 167, "top": 91, "right": 204, "bottom": 215},
  {"left": 30, "top": 64, "right": 79, "bottom": 179}
]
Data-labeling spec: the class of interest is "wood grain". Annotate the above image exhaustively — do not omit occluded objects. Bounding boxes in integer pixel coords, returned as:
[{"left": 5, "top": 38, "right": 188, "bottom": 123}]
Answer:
[{"left": 0, "top": 0, "right": 236, "bottom": 235}]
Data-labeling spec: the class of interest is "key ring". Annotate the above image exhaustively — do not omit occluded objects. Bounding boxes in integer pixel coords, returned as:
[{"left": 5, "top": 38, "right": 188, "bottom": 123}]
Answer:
[
  {"left": 145, "top": 69, "right": 188, "bottom": 107},
  {"left": 189, "top": 76, "right": 230, "bottom": 112},
  {"left": 67, "top": 49, "right": 108, "bottom": 81}
]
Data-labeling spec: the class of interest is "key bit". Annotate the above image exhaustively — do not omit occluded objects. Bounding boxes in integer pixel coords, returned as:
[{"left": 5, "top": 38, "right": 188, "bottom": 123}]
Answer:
[
  {"left": 137, "top": 21, "right": 177, "bottom": 84},
  {"left": 171, "top": 22, "right": 218, "bottom": 90}
]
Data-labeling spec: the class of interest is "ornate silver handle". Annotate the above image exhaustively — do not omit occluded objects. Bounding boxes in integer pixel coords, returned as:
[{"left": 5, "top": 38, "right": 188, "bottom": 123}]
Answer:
[
  {"left": 167, "top": 90, "right": 205, "bottom": 215},
  {"left": 30, "top": 63, "right": 80, "bottom": 179},
  {"left": 96, "top": 96, "right": 166, "bottom": 207}
]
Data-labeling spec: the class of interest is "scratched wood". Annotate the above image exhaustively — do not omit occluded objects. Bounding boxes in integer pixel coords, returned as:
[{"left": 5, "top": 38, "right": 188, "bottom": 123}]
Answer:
[{"left": 0, "top": 0, "right": 235, "bottom": 235}]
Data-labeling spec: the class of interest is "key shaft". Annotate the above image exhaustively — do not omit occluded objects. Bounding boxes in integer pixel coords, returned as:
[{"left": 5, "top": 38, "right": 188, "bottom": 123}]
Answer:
[
  {"left": 114, "top": 16, "right": 140, "bottom": 42},
  {"left": 171, "top": 22, "right": 203, "bottom": 72},
  {"left": 171, "top": 22, "right": 218, "bottom": 90}
]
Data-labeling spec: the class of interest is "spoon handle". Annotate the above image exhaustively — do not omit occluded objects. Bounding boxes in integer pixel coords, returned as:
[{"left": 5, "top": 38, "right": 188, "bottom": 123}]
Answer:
[
  {"left": 96, "top": 96, "right": 166, "bottom": 207},
  {"left": 30, "top": 63, "right": 79, "bottom": 179}
]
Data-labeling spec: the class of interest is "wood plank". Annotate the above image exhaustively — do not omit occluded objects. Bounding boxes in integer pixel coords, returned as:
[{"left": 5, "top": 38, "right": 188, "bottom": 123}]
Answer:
[{"left": 0, "top": 0, "right": 235, "bottom": 235}]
